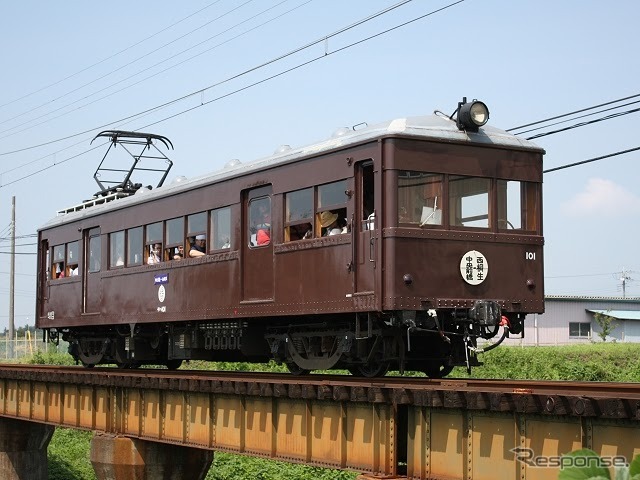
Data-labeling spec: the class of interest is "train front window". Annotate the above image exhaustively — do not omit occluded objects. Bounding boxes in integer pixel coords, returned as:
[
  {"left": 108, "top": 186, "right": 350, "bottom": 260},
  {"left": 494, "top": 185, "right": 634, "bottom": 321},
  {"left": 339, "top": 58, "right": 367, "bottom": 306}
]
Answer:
[
  {"left": 397, "top": 172, "right": 443, "bottom": 226},
  {"left": 497, "top": 180, "right": 539, "bottom": 232},
  {"left": 449, "top": 176, "right": 490, "bottom": 228}
]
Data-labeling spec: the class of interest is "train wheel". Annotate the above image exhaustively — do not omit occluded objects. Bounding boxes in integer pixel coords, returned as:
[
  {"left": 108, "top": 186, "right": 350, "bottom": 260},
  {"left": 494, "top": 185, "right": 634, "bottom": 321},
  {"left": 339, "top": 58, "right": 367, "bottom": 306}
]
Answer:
[
  {"left": 423, "top": 363, "right": 454, "bottom": 379},
  {"left": 348, "top": 361, "right": 390, "bottom": 378},
  {"left": 166, "top": 360, "right": 183, "bottom": 370},
  {"left": 285, "top": 362, "right": 310, "bottom": 376}
]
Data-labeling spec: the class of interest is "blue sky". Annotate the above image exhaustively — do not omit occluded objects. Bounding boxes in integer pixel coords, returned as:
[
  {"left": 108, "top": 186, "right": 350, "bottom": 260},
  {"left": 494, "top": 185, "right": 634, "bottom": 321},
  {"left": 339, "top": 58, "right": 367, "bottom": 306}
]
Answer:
[{"left": 1, "top": 0, "right": 639, "bottom": 330}]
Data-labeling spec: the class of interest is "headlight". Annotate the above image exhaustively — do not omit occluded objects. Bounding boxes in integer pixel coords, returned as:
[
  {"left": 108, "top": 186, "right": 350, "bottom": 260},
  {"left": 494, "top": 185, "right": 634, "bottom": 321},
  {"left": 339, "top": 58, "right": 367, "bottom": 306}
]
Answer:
[{"left": 456, "top": 99, "right": 489, "bottom": 132}]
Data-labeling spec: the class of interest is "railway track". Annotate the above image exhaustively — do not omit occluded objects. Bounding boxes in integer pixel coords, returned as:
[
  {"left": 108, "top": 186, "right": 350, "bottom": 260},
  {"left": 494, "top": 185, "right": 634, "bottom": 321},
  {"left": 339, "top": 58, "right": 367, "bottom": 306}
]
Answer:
[{"left": 1, "top": 364, "right": 638, "bottom": 418}]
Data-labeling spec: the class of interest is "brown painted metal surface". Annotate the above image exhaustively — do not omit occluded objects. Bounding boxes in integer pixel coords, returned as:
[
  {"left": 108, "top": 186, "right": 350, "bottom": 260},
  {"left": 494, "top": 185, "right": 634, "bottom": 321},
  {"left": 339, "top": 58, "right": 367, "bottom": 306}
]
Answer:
[{"left": 0, "top": 366, "right": 638, "bottom": 479}]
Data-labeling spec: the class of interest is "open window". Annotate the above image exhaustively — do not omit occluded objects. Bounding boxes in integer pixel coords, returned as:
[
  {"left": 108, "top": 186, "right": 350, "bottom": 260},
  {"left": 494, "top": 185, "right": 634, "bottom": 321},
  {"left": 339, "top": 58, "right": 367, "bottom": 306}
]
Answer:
[
  {"left": 145, "top": 222, "right": 163, "bottom": 265},
  {"left": 284, "top": 188, "right": 313, "bottom": 242},
  {"left": 317, "top": 180, "right": 348, "bottom": 237},
  {"left": 166, "top": 217, "right": 184, "bottom": 260},
  {"left": 187, "top": 212, "right": 207, "bottom": 257}
]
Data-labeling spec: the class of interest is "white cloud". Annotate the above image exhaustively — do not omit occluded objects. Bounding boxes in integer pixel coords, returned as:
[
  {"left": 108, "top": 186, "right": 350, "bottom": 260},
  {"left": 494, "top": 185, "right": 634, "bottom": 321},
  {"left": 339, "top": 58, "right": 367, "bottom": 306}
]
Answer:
[{"left": 561, "top": 178, "right": 640, "bottom": 216}]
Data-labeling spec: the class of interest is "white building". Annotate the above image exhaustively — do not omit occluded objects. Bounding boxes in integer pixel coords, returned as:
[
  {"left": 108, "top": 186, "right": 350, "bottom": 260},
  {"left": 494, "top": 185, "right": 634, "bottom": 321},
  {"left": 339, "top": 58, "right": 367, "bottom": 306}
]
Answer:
[{"left": 504, "top": 296, "right": 640, "bottom": 346}]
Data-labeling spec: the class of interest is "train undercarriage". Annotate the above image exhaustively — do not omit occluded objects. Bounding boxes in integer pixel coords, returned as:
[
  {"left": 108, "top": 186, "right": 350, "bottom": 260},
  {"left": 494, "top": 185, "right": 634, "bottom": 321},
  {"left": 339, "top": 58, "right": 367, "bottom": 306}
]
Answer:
[{"left": 53, "top": 301, "right": 524, "bottom": 378}]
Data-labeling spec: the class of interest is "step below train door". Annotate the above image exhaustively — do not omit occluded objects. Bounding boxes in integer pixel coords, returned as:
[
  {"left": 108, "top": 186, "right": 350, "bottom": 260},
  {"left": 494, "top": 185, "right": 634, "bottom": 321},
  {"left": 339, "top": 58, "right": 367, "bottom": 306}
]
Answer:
[
  {"left": 354, "top": 160, "right": 376, "bottom": 295},
  {"left": 242, "top": 185, "right": 274, "bottom": 302}
]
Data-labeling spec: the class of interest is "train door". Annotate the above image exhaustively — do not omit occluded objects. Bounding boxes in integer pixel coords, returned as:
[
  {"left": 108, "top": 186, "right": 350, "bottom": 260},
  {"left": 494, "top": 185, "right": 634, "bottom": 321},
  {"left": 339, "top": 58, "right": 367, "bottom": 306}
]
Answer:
[
  {"left": 242, "top": 186, "right": 274, "bottom": 301},
  {"left": 82, "top": 227, "right": 102, "bottom": 314},
  {"left": 354, "top": 161, "right": 376, "bottom": 294},
  {"left": 38, "top": 238, "right": 49, "bottom": 318}
]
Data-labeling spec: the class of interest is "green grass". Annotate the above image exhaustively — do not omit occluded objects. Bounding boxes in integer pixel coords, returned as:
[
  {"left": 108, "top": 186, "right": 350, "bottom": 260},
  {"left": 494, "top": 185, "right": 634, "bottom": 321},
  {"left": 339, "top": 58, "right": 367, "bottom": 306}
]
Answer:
[{"left": 41, "top": 343, "right": 640, "bottom": 479}]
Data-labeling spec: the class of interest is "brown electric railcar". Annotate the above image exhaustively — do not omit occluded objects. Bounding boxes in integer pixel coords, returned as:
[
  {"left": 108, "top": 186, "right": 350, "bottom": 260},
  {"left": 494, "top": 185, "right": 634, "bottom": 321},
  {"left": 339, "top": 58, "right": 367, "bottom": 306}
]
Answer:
[{"left": 36, "top": 100, "right": 545, "bottom": 377}]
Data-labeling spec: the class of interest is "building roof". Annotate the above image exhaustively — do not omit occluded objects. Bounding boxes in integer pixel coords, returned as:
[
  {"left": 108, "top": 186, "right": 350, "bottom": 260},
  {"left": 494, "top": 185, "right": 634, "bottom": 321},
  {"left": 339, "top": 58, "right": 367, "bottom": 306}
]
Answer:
[
  {"left": 547, "top": 295, "right": 640, "bottom": 303},
  {"left": 587, "top": 310, "right": 640, "bottom": 321}
]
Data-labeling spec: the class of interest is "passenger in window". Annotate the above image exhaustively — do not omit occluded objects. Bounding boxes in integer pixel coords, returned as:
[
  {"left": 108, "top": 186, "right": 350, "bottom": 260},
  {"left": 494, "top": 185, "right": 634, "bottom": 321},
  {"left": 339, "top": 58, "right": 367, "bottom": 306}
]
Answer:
[
  {"left": 218, "top": 236, "right": 231, "bottom": 249},
  {"left": 55, "top": 262, "right": 65, "bottom": 278},
  {"left": 173, "top": 245, "right": 184, "bottom": 260},
  {"left": 290, "top": 223, "right": 312, "bottom": 241},
  {"left": 190, "top": 235, "right": 206, "bottom": 257},
  {"left": 256, "top": 204, "right": 271, "bottom": 246},
  {"left": 321, "top": 211, "right": 342, "bottom": 236},
  {"left": 148, "top": 244, "right": 162, "bottom": 264},
  {"left": 70, "top": 265, "right": 79, "bottom": 276},
  {"left": 115, "top": 252, "right": 124, "bottom": 267}
]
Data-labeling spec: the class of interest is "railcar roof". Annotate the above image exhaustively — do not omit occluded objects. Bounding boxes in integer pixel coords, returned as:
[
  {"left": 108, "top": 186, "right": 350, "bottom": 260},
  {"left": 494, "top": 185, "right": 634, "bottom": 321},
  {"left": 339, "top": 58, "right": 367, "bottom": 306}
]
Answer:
[{"left": 41, "top": 113, "right": 544, "bottom": 230}]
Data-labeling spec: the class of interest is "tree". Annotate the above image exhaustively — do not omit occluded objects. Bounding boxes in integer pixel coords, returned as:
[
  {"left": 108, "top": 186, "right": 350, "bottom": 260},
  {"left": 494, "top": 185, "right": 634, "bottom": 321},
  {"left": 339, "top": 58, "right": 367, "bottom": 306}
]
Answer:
[{"left": 593, "top": 311, "right": 617, "bottom": 342}]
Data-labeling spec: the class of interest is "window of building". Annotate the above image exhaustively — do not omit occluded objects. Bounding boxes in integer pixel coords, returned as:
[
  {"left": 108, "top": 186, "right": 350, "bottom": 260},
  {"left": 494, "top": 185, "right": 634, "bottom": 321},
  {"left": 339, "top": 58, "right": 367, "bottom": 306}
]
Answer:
[
  {"left": 569, "top": 322, "right": 591, "bottom": 338},
  {"left": 284, "top": 188, "right": 313, "bottom": 242},
  {"left": 52, "top": 245, "right": 65, "bottom": 279},
  {"left": 397, "top": 171, "right": 443, "bottom": 226},
  {"left": 449, "top": 176, "right": 490, "bottom": 228},
  {"left": 317, "top": 180, "right": 347, "bottom": 237},
  {"left": 109, "top": 231, "right": 125, "bottom": 269},
  {"left": 127, "top": 227, "right": 143, "bottom": 266},
  {"left": 166, "top": 217, "right": 184, "bottom": 260},
  {"left": 249, "top": 197, "right": 271, "bottom": 247},
  {"left": 211, "top": 207, "right": 231, "bottom": 250},
  {"left": 67, "top": 241, "right": 79, "bottom": 276}
]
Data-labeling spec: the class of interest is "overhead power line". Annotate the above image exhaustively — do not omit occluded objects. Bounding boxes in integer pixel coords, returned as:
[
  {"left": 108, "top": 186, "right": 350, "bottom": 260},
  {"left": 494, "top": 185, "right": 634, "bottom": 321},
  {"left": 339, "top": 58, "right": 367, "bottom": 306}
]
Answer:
[
  {"left": 0, "top": 0, "right": 224, "bottom": 111},
  {"left": 507, "top": 93, "right": 640, "bottom": 132},
  {"left": 543, "top": 146, "right": 640, "bottom": 173},
  {"left": 0, "top": 0, "right": 421, "bottom": 158},
  {"left": 0, "top": 0, "right": 309, "bottom": 141}
]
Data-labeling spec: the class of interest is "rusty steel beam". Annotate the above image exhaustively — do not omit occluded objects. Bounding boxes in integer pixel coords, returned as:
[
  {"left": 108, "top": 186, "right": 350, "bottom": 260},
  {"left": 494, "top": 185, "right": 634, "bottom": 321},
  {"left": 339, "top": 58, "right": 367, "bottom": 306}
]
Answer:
[{"left": 0, "top": 366, "right": 639, "bottom": 479}]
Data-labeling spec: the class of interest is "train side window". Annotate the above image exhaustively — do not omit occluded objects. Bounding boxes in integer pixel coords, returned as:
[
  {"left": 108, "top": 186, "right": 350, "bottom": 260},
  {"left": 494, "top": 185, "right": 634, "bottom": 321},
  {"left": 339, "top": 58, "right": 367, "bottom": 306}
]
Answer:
[
  {"left": 317, "top": 180, "right": 348, "bottom": 237},
  {"left": 127, "top": 227, "right": 143, "bottom": 266},
  {"left": 249, "top": 197, "right": 271, "bottom": 247},
  {"left": 211, "top": 207, "right": 231, "bottom": 250},
  {"left": 88, "top": 234, "right": 101, "bottom": 272},
  {"left": 449, "top": 176, "right": 490, "bottom": 228},
  {"left": 52, "top": 245, "right": 65, "bottom": 279},
  {"left": 67, "top": 241, "right": 79, "bottom": 276},
  {"left": 397, "top": 171, "right": 443, "bottom": 226},
  {"left": 187, "top": 212, "right": 207, "bottom": 255},
  {"left": 145, "top": 222, "right": 163, "bottom": 265},
  {"left": 284, "top": 188, "right": 313, "bottom": 242},
  {"left": 166, "top": 217, "right": 184, "bottom": 260},
  {"left": 109, "top": 231, "right": 125, "bottom": 268}
]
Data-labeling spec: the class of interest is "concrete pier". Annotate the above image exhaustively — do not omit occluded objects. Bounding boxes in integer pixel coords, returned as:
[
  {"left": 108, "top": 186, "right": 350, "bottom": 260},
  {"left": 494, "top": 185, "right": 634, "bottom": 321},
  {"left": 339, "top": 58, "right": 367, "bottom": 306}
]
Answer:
[
  {"left": 0, "top": 417, "right": 54, "bottom": 480},
  {"left": 90, "top": 434, "right": 214, "bottom": 480}
]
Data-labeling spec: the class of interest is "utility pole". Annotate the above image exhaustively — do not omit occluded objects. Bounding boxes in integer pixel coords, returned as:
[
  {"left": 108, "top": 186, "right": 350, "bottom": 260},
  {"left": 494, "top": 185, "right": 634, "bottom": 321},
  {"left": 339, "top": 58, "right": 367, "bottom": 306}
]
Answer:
[
  {"left": 619, "top": 268, "right": 632, "bottom": 299},
  {"left": 9, "top": 196, "right": 15, "bottom": 358}
]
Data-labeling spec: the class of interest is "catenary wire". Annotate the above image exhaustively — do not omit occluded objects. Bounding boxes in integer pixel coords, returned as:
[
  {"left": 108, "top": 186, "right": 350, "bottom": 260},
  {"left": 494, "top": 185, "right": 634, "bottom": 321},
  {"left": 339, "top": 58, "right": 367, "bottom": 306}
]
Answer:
[
  {"left": 0, "top": 0, "right": 309, "bottom": 140},
  {"left": 0, "top": 0, "right": 418, "bottom": 157},
  {"left": 0, "top": 1, "right": 224, "bottom": 111}
]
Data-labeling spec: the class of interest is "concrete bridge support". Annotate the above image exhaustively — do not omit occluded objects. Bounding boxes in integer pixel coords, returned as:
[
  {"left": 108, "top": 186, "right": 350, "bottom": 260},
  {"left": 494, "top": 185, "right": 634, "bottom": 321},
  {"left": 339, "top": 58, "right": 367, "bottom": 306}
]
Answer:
[
  {"left": 90, "top": 434, "right": 214, "bottom": 480},
  {"left": 0, "top": 417, "right": 54, "bottom": 480}
]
